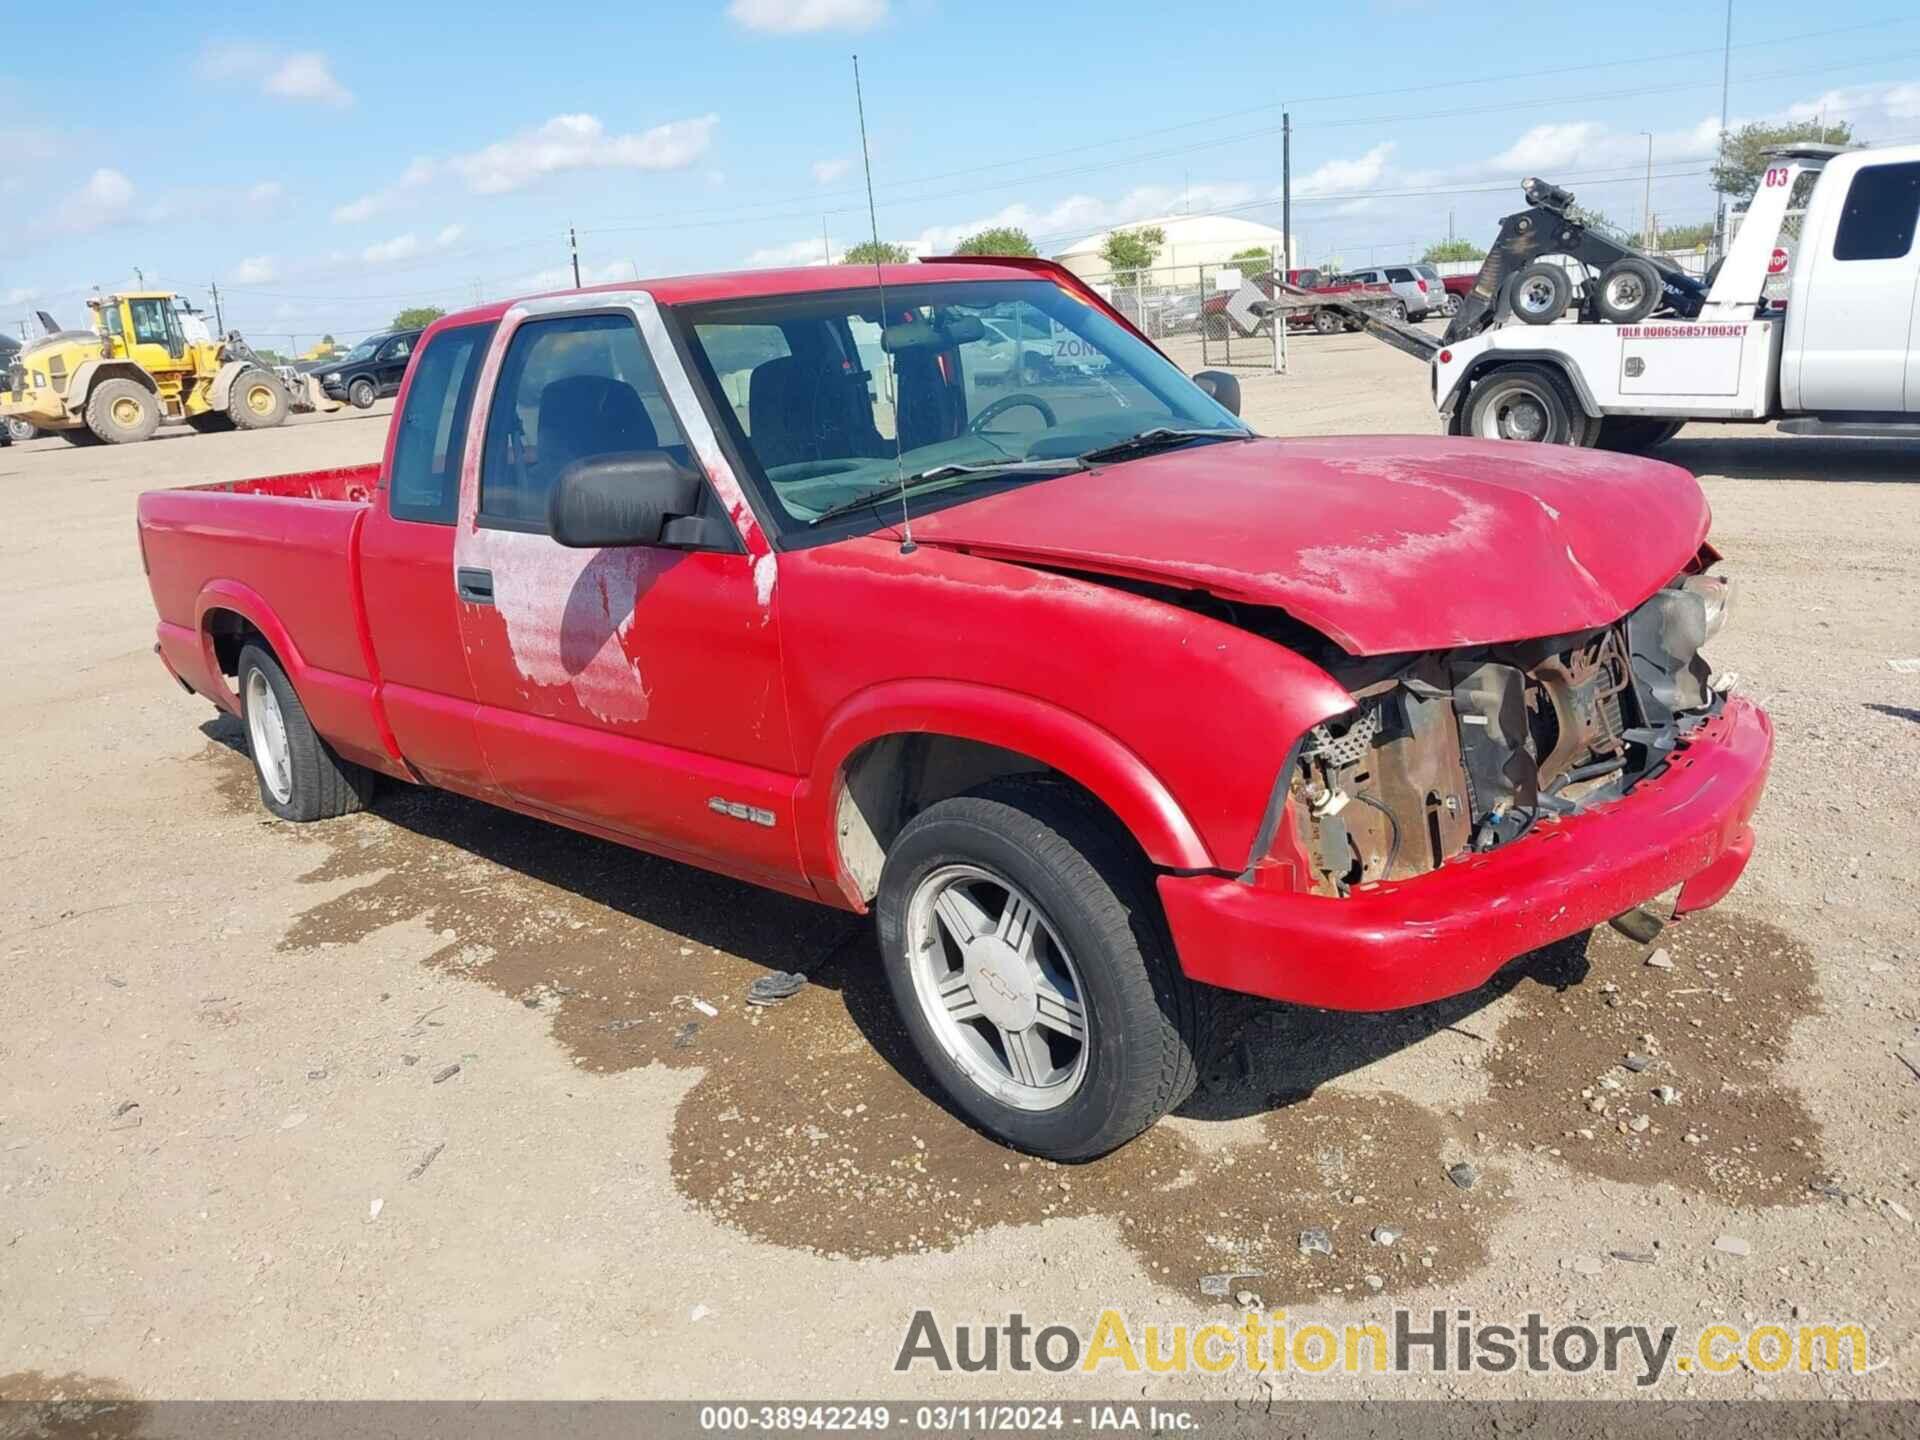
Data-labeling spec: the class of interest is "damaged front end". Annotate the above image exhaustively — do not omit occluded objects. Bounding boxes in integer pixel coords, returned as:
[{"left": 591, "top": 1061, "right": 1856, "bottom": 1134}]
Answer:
[{"left": 1280, "top": 571, "right": 1735, "bottom": 896}]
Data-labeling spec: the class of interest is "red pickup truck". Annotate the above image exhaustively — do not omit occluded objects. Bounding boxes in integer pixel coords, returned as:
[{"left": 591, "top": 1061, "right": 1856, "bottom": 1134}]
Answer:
[{"left": 137, "top": 257, "right": 1771, "bottom": 1160}]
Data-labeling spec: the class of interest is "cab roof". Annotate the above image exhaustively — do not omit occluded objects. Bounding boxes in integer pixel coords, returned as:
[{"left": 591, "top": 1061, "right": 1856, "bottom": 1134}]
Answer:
[{"left": 430, "top": 260, "right": 1051, "bottom": 333}]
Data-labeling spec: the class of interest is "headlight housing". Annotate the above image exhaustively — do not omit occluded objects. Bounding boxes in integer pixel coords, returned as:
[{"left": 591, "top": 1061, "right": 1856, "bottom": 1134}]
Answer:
[
  {"left": 322, "top": 371, "right": 340, "bottom": 383},
  {"left": 1680, "top": 573, "right": 1736, "bottom": 641}
]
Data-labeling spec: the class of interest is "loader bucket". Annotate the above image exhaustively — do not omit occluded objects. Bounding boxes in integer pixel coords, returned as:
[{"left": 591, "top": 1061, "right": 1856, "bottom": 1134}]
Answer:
[{"left": 298, "top": 375, "right": 342, "bottom": 414}]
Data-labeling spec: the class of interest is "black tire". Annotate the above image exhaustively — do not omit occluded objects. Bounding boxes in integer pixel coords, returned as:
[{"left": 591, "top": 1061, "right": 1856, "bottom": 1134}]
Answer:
[
  {"left": 85, "top": 378, "right": 160, "bottom": 444},
  {"left": 228, "top": 370, "right": 291, "bottom": 430},
  {"left": 5, "top": 417, "right": 37, "bottom": 443},
  {"left": 875, "top": 780, "right": 1220, "bottom": 1161},
  {"left": 1311, "top": 308, "right": 1341, "bottom": 336},
  {"left": 1464, "top": 362, "right": 1588, "bottom": 446},
  {"left": 1596, "top": 258, "right": 1661, "bottom": 324},
  {"left": 348, "top": 376, "right": 377, "bottom": 409},
  {"left": 1594, "top": 417, "right": 1685, "bottom": 453},
  {"left": 1509, "top": 262, "right": 1573, "bottom": 325},
  {"left": 1386, "top": 300, "right": 1408, "bottom": 323},
  {"left": 235, "top": 643, "right": 373, "bottom": 822}
]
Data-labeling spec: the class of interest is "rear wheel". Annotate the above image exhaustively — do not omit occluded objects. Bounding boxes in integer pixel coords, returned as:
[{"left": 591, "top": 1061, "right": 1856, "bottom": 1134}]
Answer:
[
  {"left": 236, "top": 643, "right": 374, "bottom": 822},
  {"left": 1386, "top": 300, "right": 1408, "bottom": 323},
  {"left": 228, "top": 370, "right": 290, "bottom": 430},
  {"left": 85, "top": 378, "right": 160, "bottom": 444},
  {"left": 4, "top": 417, "right": 37, "bottom": 443},
  {"left": 1312, "top": 308, "right": 1341, "bottom": 335},
  {"left": 348, "top": 376, "right": 377, "bottom": 409},
  {"left": 1465, "top": 363, "right": 1589, "bottom": 446},
  {"left": 1509, "top": 262, "right": 1573, "bottom": 325},
  {"left": 876, "top": 780, "right": 1218, "bottom": 1160}
]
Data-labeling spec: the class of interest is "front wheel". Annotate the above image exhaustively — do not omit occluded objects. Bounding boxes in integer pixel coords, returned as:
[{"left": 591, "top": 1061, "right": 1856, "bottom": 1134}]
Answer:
[
  {"left": 228, "top": 370, "right": 290, "bottom": 430},
  {"left": 876, "top": 781, "right": 1217, "bottom": 1160},
  {"left": 85, "top": 378, "right": 160, "bottom": 444},
  {"left": 236, "top": 643, "right": 373, "bottom": 821},
  {"left": 348, "top": 377, "right": 377, "bottom": 409}
]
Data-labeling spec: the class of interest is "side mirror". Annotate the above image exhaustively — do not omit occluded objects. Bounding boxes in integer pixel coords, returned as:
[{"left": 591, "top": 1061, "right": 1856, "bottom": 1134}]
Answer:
[
  {"left": 1192, "top": 369, "right": 1242, "bottom": 417},
  {"left": 549, "top": 451, "right": 704, "bottom": 549}
]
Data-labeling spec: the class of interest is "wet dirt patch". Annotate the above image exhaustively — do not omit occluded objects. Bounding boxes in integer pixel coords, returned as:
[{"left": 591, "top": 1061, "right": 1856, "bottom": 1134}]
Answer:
[
  {"left": 0, "top": 1372, "right": 145, "bottom": 1439},
  {"left": 201, "top": 724, "right": 1824, "bottom": 1304}
]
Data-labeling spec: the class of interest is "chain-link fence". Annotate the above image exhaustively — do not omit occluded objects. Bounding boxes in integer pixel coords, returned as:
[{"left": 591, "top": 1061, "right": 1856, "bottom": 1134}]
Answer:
[{"left": 1093, "top": 250, "right": 1293, "bottom": 371}]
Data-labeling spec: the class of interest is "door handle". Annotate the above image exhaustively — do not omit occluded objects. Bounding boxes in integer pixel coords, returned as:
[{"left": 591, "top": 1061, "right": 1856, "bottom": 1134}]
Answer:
[{"left": 456, "top": 567, "right": 495, "bottom": 605}]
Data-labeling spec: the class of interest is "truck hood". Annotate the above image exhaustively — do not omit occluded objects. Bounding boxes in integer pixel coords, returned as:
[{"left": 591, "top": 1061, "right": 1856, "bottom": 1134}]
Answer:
[{"left": 907, "top": 435, "right": 1710, "bottom": 655}]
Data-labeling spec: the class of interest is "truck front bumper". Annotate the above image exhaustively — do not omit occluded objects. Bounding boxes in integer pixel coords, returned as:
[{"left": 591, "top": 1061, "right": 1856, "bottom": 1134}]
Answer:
[{"left": 1159, "top": 696, "right": 1772, "bottom": 1012}]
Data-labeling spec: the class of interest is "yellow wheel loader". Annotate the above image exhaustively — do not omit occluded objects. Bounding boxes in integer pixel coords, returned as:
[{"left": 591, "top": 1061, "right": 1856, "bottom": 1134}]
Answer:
[{"left": 0, "top": 292, "right": 339, "bottom": 446}]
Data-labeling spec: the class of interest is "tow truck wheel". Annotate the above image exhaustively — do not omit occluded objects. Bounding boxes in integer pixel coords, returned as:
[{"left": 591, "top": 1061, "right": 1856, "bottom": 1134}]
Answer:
[
  {"left": 236, "top": 643, "right": 373, "bottom": 822},
  {"left": 1596, "top": 258, "right": 1661, "bottom": 324},
  {"left": 876, "top": 779, "right": 1218, "bottom": 1161},
  {"left": 1509, "top": 263, "right": 1572, "bottom": 325},
  {"left": 85, "top": 379, "right": 161, "bottom": 444},
  {"left": 1466, "top": 363, "right": 1585, "bottom": 445}
]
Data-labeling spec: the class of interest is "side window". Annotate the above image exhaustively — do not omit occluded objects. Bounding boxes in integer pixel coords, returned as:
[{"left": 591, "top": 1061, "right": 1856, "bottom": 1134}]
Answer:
[
  {"left": 383, "top": 336, "right": 413, "bottom": 362},
  {"left": 1386, "top": 267, "right": 1415, "bottom": 283},
  {"left": 387, "top": 322, "right": 497, "bottom": 525},
  {"left": 479, "top": 312, "right": 686, "bottom": 532},
  {"left": 129, "top": 299, "right": 170, "bottom": 344},
  {"left": 1832, "top": 161, "right": 1920, "bottom": 261}
]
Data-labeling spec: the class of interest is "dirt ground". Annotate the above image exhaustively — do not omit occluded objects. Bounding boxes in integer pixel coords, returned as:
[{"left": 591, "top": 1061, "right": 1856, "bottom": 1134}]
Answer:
[{"left": 2, "top": 331, "right": 1917, "bottom": 1406}]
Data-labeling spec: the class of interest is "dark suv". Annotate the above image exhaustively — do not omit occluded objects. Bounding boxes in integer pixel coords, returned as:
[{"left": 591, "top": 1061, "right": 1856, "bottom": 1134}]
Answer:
[{"left": 318, "top": 329, "right": 422, "bottom": 408}]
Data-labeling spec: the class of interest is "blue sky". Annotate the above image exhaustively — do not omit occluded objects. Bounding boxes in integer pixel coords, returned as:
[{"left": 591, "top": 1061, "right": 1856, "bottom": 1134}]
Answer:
[{"left": 4, "top": 0, "right": 1918, "bottom": 348}]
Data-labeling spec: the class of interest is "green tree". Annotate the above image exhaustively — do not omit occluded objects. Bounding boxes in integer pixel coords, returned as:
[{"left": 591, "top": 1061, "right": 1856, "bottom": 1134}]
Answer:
[
  {"left": 1569, "top": 204, "right": 1622, "bottom": 237},
  {"left": 842, "top": 240, "right": 911, "bottom": 265},
  {"left": 1100, "top": 225, "right": 1165, "bottom": 286},
  {"left": 1712, "top": 119, "right": 1858, "bottom": 203},
  {"left": 951, "top": 226, "right": 1038, "bottom": 257},
  {"left": 1422, "top": 239, "right": 1486, "bottom": 263},
  {"left": 1633, "top": 220, "right": 1715, "bottom": 251},
  {"left": 391, "top": 305, "right": 446, "bottom": 330},
  {"left": 1227, "top": 245, "right": 1280, "bottom": 274}
]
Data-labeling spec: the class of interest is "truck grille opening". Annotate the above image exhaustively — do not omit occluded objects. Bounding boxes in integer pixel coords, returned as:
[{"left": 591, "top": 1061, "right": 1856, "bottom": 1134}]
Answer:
[{"left": 1291, "top": 581, "right": 1720, "bottom": 896}]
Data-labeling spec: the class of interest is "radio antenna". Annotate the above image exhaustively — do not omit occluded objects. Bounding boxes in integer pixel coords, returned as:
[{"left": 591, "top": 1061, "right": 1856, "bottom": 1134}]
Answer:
[{"left": 853, "top": 53, "right": 915, "bottom": 555}]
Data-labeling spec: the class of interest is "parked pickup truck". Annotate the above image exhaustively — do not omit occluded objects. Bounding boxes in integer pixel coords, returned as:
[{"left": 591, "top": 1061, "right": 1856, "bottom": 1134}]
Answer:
[{"left": 137, "top": 256, "right": 1772, "bottom": 1160}]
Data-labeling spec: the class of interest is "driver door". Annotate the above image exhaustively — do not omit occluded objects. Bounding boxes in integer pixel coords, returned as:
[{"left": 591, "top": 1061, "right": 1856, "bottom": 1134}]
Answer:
[{"left": 452, "top": 303, "right": 806, "bottom": 891}]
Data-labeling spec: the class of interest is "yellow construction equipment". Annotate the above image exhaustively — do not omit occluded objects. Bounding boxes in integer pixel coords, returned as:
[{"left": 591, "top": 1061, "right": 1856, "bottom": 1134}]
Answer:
[{"left": 1, "top": 292, "right": 338, "bottom": 445}]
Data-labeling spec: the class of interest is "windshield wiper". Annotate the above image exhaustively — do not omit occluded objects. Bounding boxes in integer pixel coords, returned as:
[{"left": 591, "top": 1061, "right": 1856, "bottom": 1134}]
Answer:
[
  {"left": 807, "top": 458, "right": 1084, "bottom": 528},
  {"left": 1077, "top": 427, "right": 1250, "bottom": 466}
]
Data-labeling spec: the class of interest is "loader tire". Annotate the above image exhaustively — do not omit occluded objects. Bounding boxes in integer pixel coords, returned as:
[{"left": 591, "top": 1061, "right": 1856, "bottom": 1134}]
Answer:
[
  {"left": 228, "top": 370, "right": 290, "bottom": 430},
  {"left": 85, "top": 379, "right": 161, "bottom": 444}
]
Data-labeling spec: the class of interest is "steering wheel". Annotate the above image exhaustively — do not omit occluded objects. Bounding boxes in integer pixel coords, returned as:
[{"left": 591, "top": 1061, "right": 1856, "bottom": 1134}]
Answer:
[{"left": 970, "top": 392, "right": 1057, "bottom": 434}]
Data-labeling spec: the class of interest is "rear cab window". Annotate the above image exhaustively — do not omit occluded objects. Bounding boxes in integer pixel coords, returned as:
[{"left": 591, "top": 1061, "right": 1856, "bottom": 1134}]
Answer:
[
  {"left": 1832, "top": 161, "right": 1920, "bottom": 261},
  {"left": 387, "top": 321, "right": 497, "bottom": 524}
]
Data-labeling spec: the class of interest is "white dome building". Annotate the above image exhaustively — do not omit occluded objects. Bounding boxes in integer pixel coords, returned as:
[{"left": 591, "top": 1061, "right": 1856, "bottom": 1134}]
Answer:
[{"left": 1052, "top": 212, "right": 1292, "bottom": 289}]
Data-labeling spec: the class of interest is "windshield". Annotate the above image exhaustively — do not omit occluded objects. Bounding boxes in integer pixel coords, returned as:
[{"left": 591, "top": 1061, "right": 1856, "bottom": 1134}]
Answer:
[
  {"left": 341, "top": 338, "right": 380, "bottom": 363},
  {"left": 676, "top": 279, "right": 1245, "bottom": 531}
]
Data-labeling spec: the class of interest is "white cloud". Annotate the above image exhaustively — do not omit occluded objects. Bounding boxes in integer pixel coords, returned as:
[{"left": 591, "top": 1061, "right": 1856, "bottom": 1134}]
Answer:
[
  {"left": 1782, "top": 80, "right": 1920, "bottom": 130},
  {"left": 812, "top": 157, "right": 850, "bottom": 185},
  {"left": 199, "top": 42, "right": 353, "bottom": 106},
  {"left": 247, "top": 180, "right": 285, "bottom": 207},
  {"left": 1294, "top": 143, "right": 1395, "bottom": 198},
  {"left": 5, "top": 286, "right": 38, "bottom": 306},
  {"left": 231, "top": 256, "right": 277, "bottom": 284},
  {"left": 744, "top": 236, "right": 839, "bottom": 268},
  {"left": 362, "top": 233, "right": 420, "bottom": 264},
  {"left": 437, "top": 223, "right": 465, "bottom": 248},
  {"left": 728, "top": 0, "right": 887, "bottom": 33},
  {"left": 52, "top": 168, "right": 136, "bottom": 234},
  {"left": 450, "top": 113, "right": 717, "bottom": 194},
  {"left": 506, "top": 259, "right": 639, "bottom": 293},
  {"left": 264, "top": 52, "right": 353, "bottom": 106},
  {"left": 331, "top": 156, "right": 435, "bottom": 223},
  {"left": 908, "top": 181, "right": 1256, "bottom": 256}
]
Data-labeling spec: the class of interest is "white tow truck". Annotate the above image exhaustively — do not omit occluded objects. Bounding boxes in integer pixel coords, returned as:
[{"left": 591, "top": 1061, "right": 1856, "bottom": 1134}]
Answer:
[{"left": 1354, "top": 142, "right": 1920, "bottom": 450}]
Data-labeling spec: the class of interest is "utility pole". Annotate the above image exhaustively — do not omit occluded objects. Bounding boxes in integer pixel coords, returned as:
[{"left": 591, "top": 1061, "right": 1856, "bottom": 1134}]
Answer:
[
  {"left": 822, "top": 216, "right": 832, "bottom": 265},
  {"left": 1712, "top": 0, "right": 1733, "bottom": 261},
  {"left": 569, "top": 225, "right": 582, "bottom": 288},
  {"left": 1275, "top": 109, "right": 1292, "bottom": 377},
  {"left": 133, "top": 267, "right": 145, "bottom": 286},
  {"left": 209, "top": 280, "right": 225, "bottom": 334},
  {"left": 1640, "top": 131, "right": 1655, "bottom": 248}
]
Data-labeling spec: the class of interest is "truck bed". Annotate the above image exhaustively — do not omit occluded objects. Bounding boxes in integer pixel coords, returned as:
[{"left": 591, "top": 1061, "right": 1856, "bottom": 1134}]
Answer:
[{"left": 138, "top": 462, "right": 395, "bottom": 773}]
